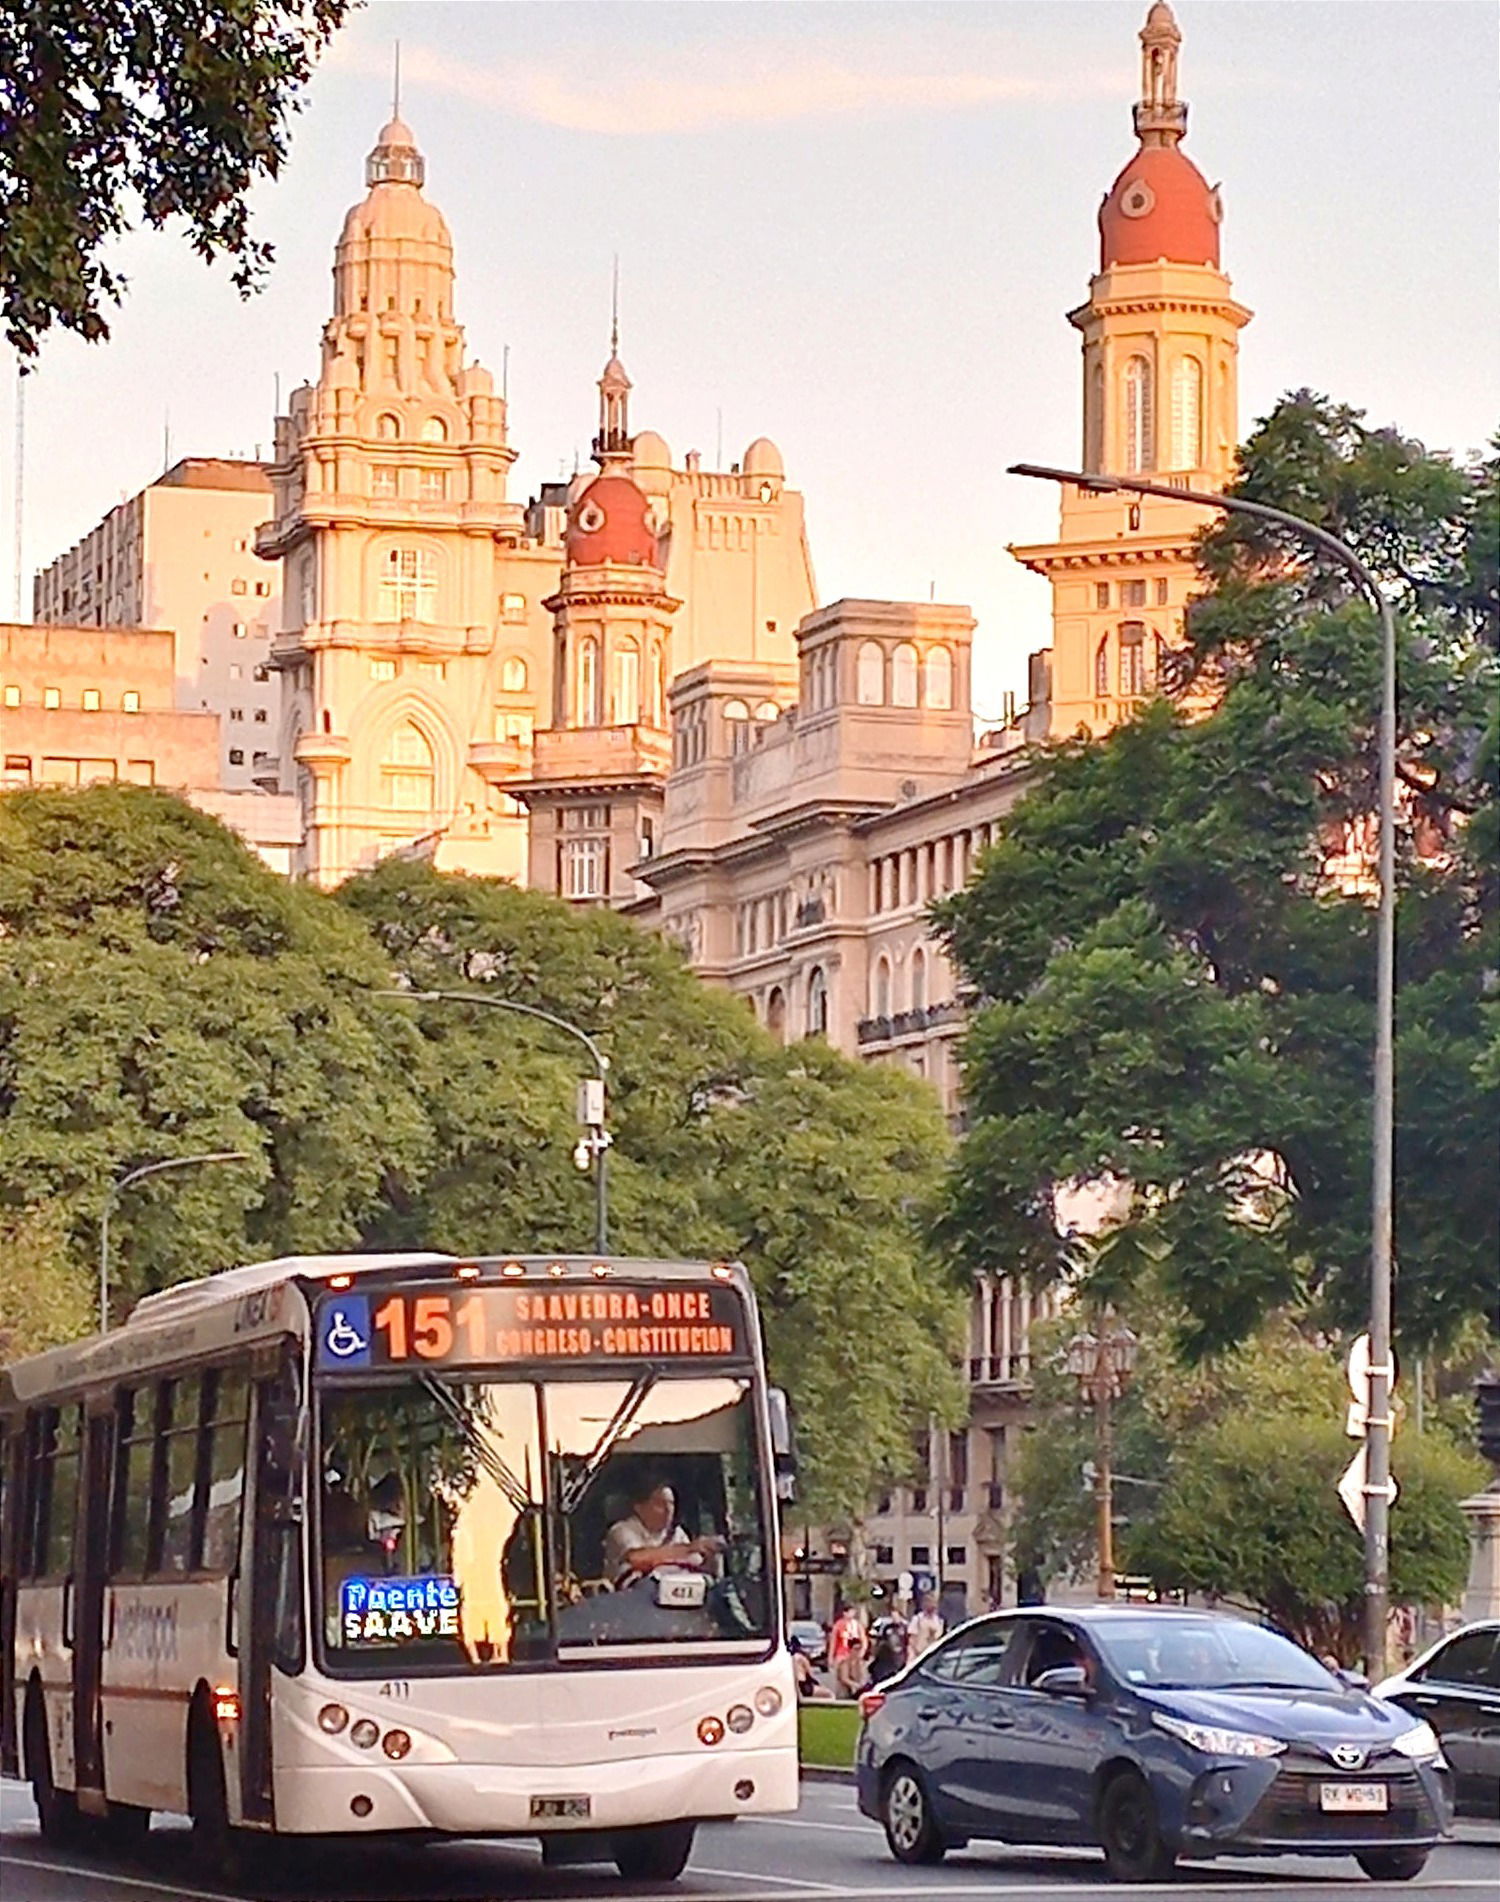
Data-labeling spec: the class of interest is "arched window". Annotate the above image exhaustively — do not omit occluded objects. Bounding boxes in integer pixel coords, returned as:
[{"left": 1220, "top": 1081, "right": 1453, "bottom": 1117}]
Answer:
[
  {"left": 873, "top": 956, "right": 892, "bottom": 1019},
  {"left": 1125, "top": 355, "right": 1154, "bottom": 473},
  {"left": 924, "top": 645, "right": 953, "bottom": 711},
  {"left": 1170, "top": 356, "right": 1202, "bottom": 470},
  {"left": 1094, "top": 636, "right": 1110, "bottom": 697},
  {"left": 501, "top": 655, "right": 528, "bottom": 693},
  {"left": 856, "top": 641, "right": 885, "bottom": 706},
  {"left": 806, "top": 966, "right": 829, "bottom": 1039},
  {"left": 724, "top": 698, "right": 752, "bottom": 755},
  {"left": 755, "top": 699, "right": 780, "bottom": 722},
  {"left": 766, "top": 986, "right": 786, "bottom": 1043},
  {"left": 892, "top": 642, "right": 919, "bottom": 708},
  {"left": 1119, "top": 621, "right": 1147, "bottom": 698},
  {"left": 421, "top": 416, "right": 448, "bottom": 444},
  {"left": 378, "top": 546, "right": 437, "bottom": 622},
  {"left": 381, "top": 721, "right": 434, "bottom": 810},
  {"left": 613, "top": 641, "right": 640, "bottom": 724},
  {"left": 1087, "top": 361, "right": 1105, "bottom": 471},
  {"left": 576, "top": 637, "right": 600, "bottom": 726},
  {"left": 375, "top": 412, "right": 401, "bottom": 441},
  {"left": 910, "top": 946, "right": 926, "bottom": 1012}
]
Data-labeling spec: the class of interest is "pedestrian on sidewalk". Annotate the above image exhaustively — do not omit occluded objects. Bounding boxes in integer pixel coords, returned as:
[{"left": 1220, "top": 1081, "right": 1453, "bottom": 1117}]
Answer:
[{"left": 829, "top": 1603, "right": 868, "bottom": 1699}]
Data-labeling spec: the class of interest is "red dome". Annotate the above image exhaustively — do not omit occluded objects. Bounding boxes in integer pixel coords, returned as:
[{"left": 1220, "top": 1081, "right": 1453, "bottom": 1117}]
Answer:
[
  {"left": 565, "top": 474, "right": 659, "bottom": 568},
  {"left": 1099, "top": 144, "right": 1220, "bottom": 269}
]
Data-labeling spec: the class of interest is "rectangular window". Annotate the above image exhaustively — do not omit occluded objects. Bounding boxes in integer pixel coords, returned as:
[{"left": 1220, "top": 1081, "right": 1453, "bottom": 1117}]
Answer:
[
  {"left": 379, "top": 547, "right": 438, "bottom": 623},
  {"left": 81, "top": 688, "right": 101, "bottom": 711},
  {"left": 1122, "top": 579, "right": 1147, "bottom": 607},
  {"left": 1156, "top": 577, "right": 1169, "bottom": 605},
  {"left": 875, "top": 1544, "right": 894, "bottom": 1566},
  {"left": 254, "top": 580, "right": 271, "bottom": 597},
  {"left": 254, "top": 708, "right": 268, "bottom": 723},
  {"left": 2, "top": 755, "right": 31, "bottom": 787},
  {"left": 2, "top": 685, "right": 19, "bottom": 707},
  {"left": 229, "top": 663, "right": 243, "bottom": 680},
  {"left": 40, "top": 1406, "right": 83, "bottom": 1579},
  {"left": 123, "top": 759, "right": 155, "bottom": 785},
  {"left": 253, "top": 664, "right": 271, "bottom": 683},
  {"left": 233, "top": 622, "right": 248, "bottom": 638},
  {"left": 232, "top": 579, "right": 247, "bottom": 595},
  {"left": 228, "top": 749, "right": 245, "bottom": 765},
  {"left": 1095, "top": 582, "right": 1110, "bottom": 609},
  {"left": 945, "top": 1546, "right": 967, "bottom": 1568},
  {"left": 562, "top": 804, "right": 610, "bottom": 831},
  {"left": 372, "top": 466, "right": 399, "bottom": 498},
  {"left": 112, "top": 1387, "right": 158, "bottom": 1577},
  {"left": 199, "top": 1368, "right": 250, "bottom": 1572},
  {"left": 122, "top": 691, "right": 141, "bottom": 713},
  {"left": 563, "top": 836, "right": 607, "bottom": 899},
  {"left": 370, "top": 658, "right": 398, "bottom": 682},
  {"left": 419, "top": 469, "right": 446, "bottom": 501},
  {"left": 40, "top": 757, "right": 80, "bottom": 785},
  {"left": 910, "top": 1545, "right": 931, "bottom": 1568},
  {"left": 43, "top": 686, "right": 61, "bottom": 709},
  {"left": 229, "top": 708, "right": 244, "bottom": 722},
  {"left": 156, "top": 1376, "right": 204, "bottom": 1575},
  {"left": 501, "top": 592, "right": 527, "bottom": 622}
]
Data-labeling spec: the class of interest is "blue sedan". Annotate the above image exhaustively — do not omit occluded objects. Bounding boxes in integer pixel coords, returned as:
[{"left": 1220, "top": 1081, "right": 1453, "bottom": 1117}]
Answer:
[{"left": 856, "top": 1607, "right": 1452, "bottom": 1883}]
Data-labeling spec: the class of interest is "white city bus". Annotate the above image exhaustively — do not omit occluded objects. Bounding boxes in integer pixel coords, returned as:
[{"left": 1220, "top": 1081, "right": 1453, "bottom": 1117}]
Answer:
[{"left": 1, "top": 1252, "right": 797, "bottom": 1879}]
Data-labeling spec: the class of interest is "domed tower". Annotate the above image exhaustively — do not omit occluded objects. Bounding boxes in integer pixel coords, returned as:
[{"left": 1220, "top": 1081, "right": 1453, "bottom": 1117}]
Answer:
[
  {"left": 1011, "top": 2, "right": 1252, "bottom": 739},
  {"left": 258, "top": 113, "right": 540, "bottom": 888},
  {"left": 512, "top": 332, "right": 681, "bottom": 905}
]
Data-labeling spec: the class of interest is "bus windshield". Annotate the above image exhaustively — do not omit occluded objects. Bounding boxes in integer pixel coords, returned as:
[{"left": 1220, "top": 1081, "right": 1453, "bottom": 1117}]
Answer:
[{"left": 317, "top": 1373, "right": 773, "bottom": 1673}]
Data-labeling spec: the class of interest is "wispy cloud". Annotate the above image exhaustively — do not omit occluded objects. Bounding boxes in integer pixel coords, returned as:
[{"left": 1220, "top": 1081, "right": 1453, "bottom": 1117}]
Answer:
[{"left": 328, "top": 32, "right": 1122, "bottom": 136}]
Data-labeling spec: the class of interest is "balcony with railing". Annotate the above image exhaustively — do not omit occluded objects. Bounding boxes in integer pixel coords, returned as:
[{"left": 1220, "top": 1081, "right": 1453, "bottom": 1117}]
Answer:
[{"left": 856, "top": 996, "right": 966, "bottom": 1047}]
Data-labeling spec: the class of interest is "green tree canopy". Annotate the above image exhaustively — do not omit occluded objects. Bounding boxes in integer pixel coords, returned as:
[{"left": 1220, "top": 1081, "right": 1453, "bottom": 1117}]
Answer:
[
  {"left": 939, "top": 395, "right": 1498, "bottom": 1357},
  {"left": 2, "top": 0, "right": 350, "bottom": 358}
]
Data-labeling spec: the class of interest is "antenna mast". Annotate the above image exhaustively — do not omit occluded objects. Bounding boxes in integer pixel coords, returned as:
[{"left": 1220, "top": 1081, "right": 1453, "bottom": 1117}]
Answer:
[{"left": 11, "top": 368, "right": 23, "bottom": 621}]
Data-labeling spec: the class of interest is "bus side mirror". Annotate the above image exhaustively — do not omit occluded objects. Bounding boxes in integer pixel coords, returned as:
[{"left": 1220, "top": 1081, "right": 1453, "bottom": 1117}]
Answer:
[
  {"left": 260, "top": 1395, "right": 304, "bottom": 1487},
  {"left": 769, "top": 1388, "right": 797, "bottom": 1503}
]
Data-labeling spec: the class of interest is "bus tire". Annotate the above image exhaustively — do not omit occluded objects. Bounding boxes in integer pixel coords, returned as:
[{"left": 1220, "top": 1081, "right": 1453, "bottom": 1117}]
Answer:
[
  {"left": 101, "top": 1800, "right": 151, "bottom": 1854},
  {"left": 187, "top": 1701, "right": 242, "bottom": 1880},
  {"left": 613, "top": 1820, "right": 696, "bottom": 1880},
  {"left": 24, "top": 1683, "right": 82, "bottom": 1848}
]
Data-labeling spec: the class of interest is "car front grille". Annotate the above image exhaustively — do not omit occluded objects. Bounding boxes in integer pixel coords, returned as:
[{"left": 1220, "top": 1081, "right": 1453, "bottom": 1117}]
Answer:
[{"left": 1245, "top": 1763, "right": 1437, "bottom": 1843}]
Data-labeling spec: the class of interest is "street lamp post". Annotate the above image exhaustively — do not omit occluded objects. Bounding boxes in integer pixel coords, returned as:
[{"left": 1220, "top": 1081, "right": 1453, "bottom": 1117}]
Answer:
[
  {"left": 1066, "top": 1316, "right": 1139, "bottom": 1601},
  {"left": 1011, "top": 461, "right": 1398, "bottom": 1675},
  {"left": 100, "top": 1151, "right": 251, "bottom": 1333},
  {"left": 379, "top": 988, "right": 611, "bottom": 1253}
]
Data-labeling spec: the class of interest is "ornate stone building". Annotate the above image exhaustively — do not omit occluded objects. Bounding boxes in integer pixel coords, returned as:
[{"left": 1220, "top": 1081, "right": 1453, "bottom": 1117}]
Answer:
[
  {"left": 253, "top": 114, "right": 814, "bottom": 887},
  {"left": 1013, "top": 0, "right": 1250, "bottom": 740}
]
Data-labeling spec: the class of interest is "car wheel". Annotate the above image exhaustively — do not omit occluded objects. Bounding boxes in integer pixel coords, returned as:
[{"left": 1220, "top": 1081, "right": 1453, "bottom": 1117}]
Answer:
[
  {"left": 1099, "top": 1770, "right": 1176, "bottom": 1884},
  {"left": 1354, "top": 1847, "right": 1430, "bottom": 1882},
  {"left": 881, "top": 1763, "right": 946, "bottom": 1865},
  {"left": 613, "top": 1821, "right": 696, "bottom": 1880}
]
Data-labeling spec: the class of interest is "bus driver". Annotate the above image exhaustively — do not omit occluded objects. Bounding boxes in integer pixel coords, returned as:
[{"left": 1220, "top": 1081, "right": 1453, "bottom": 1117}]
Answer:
[{"left": 604, "top": 1479, "right": 724, "bottom": 1588}]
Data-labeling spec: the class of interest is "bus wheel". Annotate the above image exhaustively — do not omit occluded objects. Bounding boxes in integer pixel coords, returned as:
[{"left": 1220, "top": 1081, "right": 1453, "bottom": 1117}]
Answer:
[
  {"left": 187, "top": 1704, "right": 242, "bottom": 1879},
  {"left": 25, "top": 1686, "right": 82, "bottom": 1848},
  {"left": 101, "top": 1800, "right": 151, "bottom": 1854},
  {"left": 613, "top": 1821, "right": 696, "bottom": 1881}
]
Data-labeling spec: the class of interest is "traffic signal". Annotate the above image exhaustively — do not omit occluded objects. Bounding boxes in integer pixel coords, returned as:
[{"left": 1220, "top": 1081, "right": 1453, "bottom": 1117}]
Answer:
[{"left": 1476, "top": 1371, "right": 1500, "bottom": 1467}]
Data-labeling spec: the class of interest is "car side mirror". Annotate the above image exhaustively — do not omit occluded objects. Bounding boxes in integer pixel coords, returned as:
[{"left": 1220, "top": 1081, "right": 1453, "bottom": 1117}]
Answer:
[
  {"left": 1033, "top": 1664, "right": 1090, "bottom": 1698},
  {"left": 768, "top": 1387, "right": 797, "bottom": 1503},
  {"left": 1338, "top": 1668, "right": 1370, "bottom": 1692}
]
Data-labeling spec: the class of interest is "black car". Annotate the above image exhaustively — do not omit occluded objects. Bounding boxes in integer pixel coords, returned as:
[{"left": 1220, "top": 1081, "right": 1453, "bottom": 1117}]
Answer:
[
  {"left": 1375, "top": 1620, "right": 1500, "bottom": 1817},
  {"left": 856, "top": 1607, "right": 1452, "bottom": 1884}
]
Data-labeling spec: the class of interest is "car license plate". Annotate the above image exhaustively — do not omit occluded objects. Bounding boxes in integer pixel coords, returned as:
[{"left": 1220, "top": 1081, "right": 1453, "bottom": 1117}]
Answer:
[
  {"left": 531, "top": 1795, "right": 592, "bottom": 1820},
  {"left": 1319, "top": 1782, "right": 1387, "bottom": 1813}
]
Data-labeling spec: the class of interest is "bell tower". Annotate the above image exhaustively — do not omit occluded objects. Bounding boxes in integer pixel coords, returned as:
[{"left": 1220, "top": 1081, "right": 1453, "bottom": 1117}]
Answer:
[{"left": 1011, "top": 1, "right": 1252, "bottom": 739}]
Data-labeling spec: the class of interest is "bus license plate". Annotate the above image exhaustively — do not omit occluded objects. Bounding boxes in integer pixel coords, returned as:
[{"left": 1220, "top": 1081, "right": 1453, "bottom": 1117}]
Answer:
[
  {"left": 532, "top": 1795, "right": 592, "bottom": 1820},
  {"left": 1319, "top": 1782, "right": 1387, "bottom": 1813}
]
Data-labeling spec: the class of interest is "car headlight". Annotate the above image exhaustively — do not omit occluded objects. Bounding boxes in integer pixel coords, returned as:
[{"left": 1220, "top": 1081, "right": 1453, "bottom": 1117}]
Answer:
[
  {"left": 1391, "top": 1720, "right": 1442, "bottom": 1761},
  {"left": 1153, "top": 1711, "right": 1287, "bottom": 1759}
]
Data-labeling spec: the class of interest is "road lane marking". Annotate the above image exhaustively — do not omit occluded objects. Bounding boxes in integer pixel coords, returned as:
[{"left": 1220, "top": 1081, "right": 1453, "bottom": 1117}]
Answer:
[
  {"left": 742, "top": 1814, "right": 879, "bottom": 1835},
  {"left": 0, "top": 1853, "right": 233, "bottom": 1901},
  {"left": 690, "top": 1862, "right": 847, "bottom": 1890}
]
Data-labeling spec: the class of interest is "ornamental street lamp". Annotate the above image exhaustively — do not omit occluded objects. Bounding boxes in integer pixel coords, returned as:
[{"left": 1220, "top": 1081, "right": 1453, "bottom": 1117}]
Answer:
[
  {"left": 1011, "top": 460, "right": 1399, "bottom": 1677},
  {"left": 1066, "top": 1316, "right": 1139, "bottom": 1601},
  {"left": 100, "top": 1151, "right": 251, "bottom": 1333},
  {"left": 379, "top": 988, "right": 611, "bottom": 1253}
]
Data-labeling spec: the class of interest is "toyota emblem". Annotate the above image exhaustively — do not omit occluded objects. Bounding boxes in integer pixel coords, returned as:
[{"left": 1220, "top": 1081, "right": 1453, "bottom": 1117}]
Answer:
[{"left": 1331, "top": 1745, "right": 1367, "bottom": 1771}]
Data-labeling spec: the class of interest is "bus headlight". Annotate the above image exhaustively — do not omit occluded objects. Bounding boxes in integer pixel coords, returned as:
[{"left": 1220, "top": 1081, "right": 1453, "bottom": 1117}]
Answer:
[
  {"left": 754, "top": 1687, "right": 783, "bottom": 1718},
  {"left": 382, "top": 1729, "right": 412, "bottom": 1759},
  {"left": 318, "top": 1704, "right": 349, "bottom": 1735},
  {"left": 726, "top": 1705, "right": 754, "bottom": 1735},
  {"left": 350, "top": 1719, "right": 379, "bottom": 1749},
  {"left": 697, "top": 1716, "right": 725, "bottom": 1746}
]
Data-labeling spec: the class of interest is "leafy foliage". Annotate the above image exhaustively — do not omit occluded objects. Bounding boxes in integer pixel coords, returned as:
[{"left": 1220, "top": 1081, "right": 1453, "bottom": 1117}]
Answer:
[
  {"left": 0, "top": 798, "right": 962, "bottom": 1518},
  {"left": 939, "top": 395, "right": 1498, "bottom": 1356},
  {"left": 1, "top": 0, "right": 349, "bottom": 358},
  {"left": 0, "top": 1203, "right": 93, "bottom": 1362}
]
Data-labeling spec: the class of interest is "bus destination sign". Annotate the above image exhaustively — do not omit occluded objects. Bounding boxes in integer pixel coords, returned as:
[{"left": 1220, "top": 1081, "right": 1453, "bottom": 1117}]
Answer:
[{"left": 315, "top": 1281, "right": 746, "bottom": 1373}]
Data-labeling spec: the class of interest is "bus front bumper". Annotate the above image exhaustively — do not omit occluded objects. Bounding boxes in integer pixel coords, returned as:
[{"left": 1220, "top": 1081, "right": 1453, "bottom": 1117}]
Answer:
[{"left": 273, "top": 1744, "right": 799, "bottom": 1836}]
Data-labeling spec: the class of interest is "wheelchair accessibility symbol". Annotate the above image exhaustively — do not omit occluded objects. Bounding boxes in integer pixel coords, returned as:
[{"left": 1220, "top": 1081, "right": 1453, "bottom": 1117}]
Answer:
[{"left": 319, "top": 1294, "right": 371, "bottom": 1367}]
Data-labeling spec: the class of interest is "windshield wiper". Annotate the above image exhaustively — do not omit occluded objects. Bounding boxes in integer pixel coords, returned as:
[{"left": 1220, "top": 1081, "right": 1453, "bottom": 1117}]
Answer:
[
  {"left": 419, "top": 1375, "right": 534, "bottom": 1515},
  {"left": 558, "top": 1372, "right": 657, "bottom": 1514}
]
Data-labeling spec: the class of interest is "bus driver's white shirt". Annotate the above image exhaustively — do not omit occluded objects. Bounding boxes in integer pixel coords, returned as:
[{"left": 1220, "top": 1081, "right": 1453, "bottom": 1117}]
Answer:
[{"left": 604, "top": 1513, "right": 696, "bottom": 1586}]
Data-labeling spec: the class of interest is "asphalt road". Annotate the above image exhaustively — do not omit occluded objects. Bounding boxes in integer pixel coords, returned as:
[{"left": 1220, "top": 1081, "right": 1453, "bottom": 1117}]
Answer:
[{"left": 0, "top": 1776, "right": 1495, "bottom": 1902}]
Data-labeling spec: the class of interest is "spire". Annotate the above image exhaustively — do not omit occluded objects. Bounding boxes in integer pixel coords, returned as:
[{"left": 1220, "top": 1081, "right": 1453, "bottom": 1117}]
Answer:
[
  {"left": 594, "top": 264, "right": 633, "bottom": 470},
  {"left": 1134, "top": 0, "right": 1188, "bottom": 148},
  {"left": 392, "top": 40, "right": 402, "bottom": 118}
]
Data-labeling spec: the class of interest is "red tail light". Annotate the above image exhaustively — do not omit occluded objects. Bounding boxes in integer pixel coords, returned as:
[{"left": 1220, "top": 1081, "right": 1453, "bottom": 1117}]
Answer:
[{"left": 858, "top": 1691, "right": 886, "bottom": 1720}]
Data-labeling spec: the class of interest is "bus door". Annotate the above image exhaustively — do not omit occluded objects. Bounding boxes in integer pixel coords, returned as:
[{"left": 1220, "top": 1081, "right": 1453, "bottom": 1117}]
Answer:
[
  {"left": 239, "top": 1359, "right": 301, "bottom": 1827},
  {"left": 71, "top": 1402, "right": 117, "bottom": 1811}
]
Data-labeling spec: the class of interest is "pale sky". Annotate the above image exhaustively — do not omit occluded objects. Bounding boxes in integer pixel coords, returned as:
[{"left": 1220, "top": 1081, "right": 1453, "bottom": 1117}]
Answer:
[{"left": 5, "top": 0, "right": 1496, "bottom": 718}]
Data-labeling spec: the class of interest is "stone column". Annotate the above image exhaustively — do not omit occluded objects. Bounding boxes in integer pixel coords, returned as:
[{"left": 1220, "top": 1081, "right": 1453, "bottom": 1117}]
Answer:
[
  {"left": 1459, "top": 1487, "right": 1500, "bottom": 1622},
  {"left": 998, "top": 1277, "right": 1013, "bottom": 1380}
]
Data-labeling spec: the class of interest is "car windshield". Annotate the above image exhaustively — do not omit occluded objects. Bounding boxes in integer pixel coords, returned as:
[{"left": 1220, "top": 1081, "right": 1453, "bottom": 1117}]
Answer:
[
  {"left": 1092, "top": 1618, "right": 1340, "bottom": 1692},
  {"left": 317, "top": 1373, "right": 772, "bottom": 1673}
]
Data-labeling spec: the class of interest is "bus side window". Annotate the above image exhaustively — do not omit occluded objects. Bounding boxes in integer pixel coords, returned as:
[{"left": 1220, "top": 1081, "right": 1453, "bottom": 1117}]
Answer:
[
  {"left": 198, "top": 1369, "right": 250, "bottom": 1573},
  {"left": 111, "top": 1387, "right": 155, "bottom": 1578},
  {"left": 158, "top": 1376, "right": 204, "bottom": 1576},
  {"left": 38, "top": 1407, "right": 82, "bottom": 1580}
]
